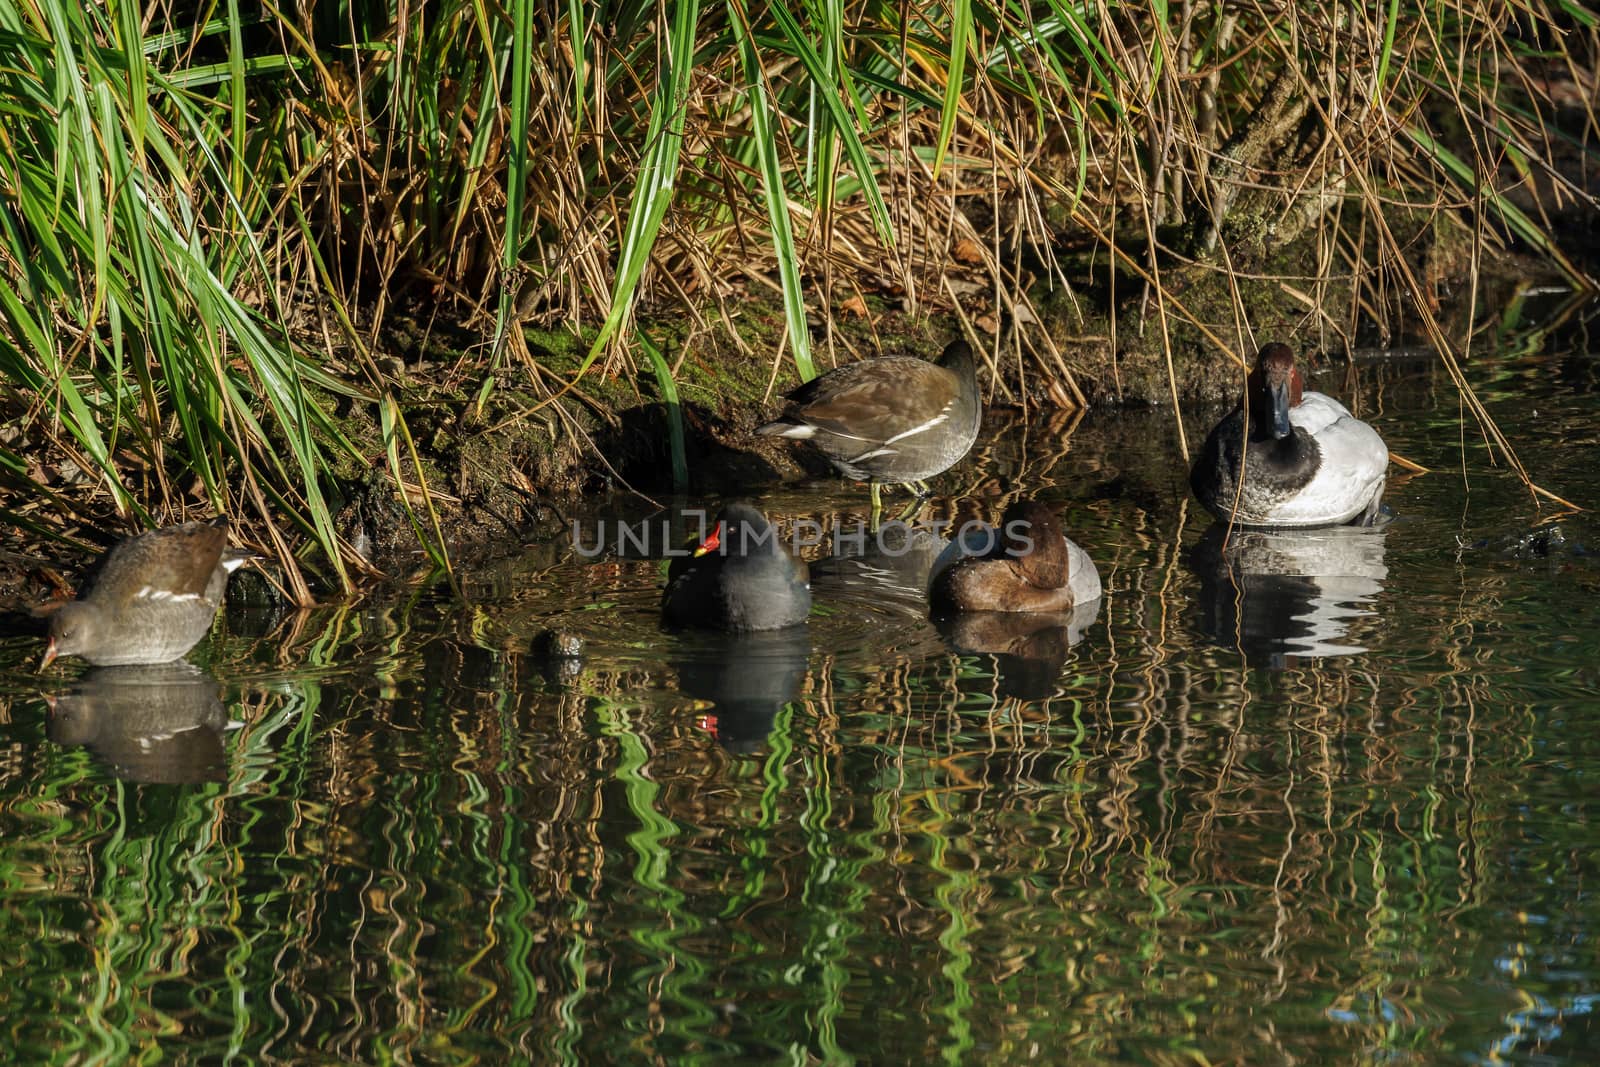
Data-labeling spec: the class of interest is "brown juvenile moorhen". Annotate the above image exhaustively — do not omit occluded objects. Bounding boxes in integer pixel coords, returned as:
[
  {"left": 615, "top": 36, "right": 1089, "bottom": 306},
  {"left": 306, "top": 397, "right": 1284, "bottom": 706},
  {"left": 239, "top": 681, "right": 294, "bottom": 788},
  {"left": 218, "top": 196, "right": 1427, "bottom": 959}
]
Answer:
[
  {"left": 662, "top": 503, "right": 811, "bottom": 632},
  {"left": 757, "top": 339, "right": 981, "bottom": 512},
  {"left": 929, "top": 500, "right": 1102, "bottom": 614},
  {"left": 39, "top": 517, "right": 252, "bottom": 668}
]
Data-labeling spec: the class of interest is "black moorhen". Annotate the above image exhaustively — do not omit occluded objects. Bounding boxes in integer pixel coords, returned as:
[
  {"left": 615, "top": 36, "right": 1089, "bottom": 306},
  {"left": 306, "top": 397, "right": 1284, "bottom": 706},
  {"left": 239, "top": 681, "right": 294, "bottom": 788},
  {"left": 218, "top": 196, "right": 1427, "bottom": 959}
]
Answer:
[
  {"left": 757, "top": 339, "right": 981, "bottom": 513},
  {"left": 929, "top": 500, "right": 1102, "bottom": 614},
  {"left": 662, "top": 504, "right": 811, "bottom": 632},
  {"left": 39, "top": 517, "right": 252, "bottom": 668}
]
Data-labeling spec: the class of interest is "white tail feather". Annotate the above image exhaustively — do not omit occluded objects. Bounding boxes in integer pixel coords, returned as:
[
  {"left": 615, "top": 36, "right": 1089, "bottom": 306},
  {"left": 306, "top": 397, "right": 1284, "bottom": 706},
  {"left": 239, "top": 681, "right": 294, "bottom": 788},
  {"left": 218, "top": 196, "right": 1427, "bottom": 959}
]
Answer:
[{"left": 758, "top": 422, "right": 815, "bottom": 439}]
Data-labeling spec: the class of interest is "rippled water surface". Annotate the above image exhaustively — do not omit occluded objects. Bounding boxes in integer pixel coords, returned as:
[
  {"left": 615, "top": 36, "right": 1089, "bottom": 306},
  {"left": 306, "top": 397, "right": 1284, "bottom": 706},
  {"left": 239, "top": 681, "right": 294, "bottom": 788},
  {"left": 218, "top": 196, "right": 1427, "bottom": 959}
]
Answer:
[{"left": 2, "top": 339, "right": 1598, "bottom": 1063}]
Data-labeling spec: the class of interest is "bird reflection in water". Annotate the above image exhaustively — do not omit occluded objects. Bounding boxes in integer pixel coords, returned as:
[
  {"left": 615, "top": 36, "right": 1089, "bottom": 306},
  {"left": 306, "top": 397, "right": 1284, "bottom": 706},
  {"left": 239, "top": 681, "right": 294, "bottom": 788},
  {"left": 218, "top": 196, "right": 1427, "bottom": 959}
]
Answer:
[
  {"left": 47, "top": 661, "right": 231, "bottom": 783},
  {"left": 808, "top": 519, "right": 951, "bottom": 610},
  {"left": 1188, "top": 521, "right": 1389, "bottom": 668},
  {"left": 673, "top": 627, "right": 811, "bottom": 753},
  {"left": 934, "top": 597, "right": 1102, "bottom": 701}
]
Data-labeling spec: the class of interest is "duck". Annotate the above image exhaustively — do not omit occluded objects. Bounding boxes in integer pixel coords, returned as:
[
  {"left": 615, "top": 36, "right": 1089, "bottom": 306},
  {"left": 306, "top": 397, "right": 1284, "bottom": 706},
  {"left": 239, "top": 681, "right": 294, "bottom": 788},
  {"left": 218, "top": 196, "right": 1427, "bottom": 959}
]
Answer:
[
  {"left": 757, "top": 339, "right": 981, "bottom": 514},
  {"left": 39, "top": 517, "right": 252, "bottom": 668},
  {"left": 1190, "top": 343, "right": 1388, "bottom": 528},
  {"left": 929, "top": 500, "right": 1102, "bottom": 614},
  {"left": 661, "top": 503, "right": 811, "bottom": 631}
]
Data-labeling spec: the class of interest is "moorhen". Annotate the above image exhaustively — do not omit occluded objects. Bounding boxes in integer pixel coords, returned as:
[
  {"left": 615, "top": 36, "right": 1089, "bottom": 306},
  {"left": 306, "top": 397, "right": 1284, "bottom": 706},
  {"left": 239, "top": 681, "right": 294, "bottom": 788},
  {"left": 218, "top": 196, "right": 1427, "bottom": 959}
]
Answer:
[
  {"left": 757, "top": 339, "right": 981, "bottom": 513},
  {"left": 1190, "top": 343, "right": 1389, "bottom": 527},
  {"left": 39, "top": 516, "right": 252, "bottom": 667},
  {"left": 929, "top": 500, "right": 1102, "bottom": 614},
  {"left": 662, "top": 503, "right": 811, "bottom": 631}
]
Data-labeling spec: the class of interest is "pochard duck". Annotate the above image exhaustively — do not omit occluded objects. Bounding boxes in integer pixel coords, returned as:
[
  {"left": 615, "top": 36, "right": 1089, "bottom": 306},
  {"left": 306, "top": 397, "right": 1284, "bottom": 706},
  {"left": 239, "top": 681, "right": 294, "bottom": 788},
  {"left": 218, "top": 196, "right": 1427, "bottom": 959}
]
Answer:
[
  {"left": 929, "top": 500, "right": 1102, "bottom": 614},
  {"left": 758, "top": 339, "right": 981, "bottom": 513},
  {"left": 661, "top": 504, "right": 811, "bottom": 632},
  {"left": 1190, "top": 343, "right": 1388, "bottom": 528}
]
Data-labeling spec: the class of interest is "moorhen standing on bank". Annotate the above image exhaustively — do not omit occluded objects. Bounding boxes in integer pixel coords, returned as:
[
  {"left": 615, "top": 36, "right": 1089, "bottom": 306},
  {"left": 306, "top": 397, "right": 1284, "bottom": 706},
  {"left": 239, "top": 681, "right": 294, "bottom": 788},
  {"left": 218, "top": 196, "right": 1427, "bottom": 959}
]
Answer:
[
  {"left": 39, "top": 517, "right": 252, "bottom": 668},
  {"left": 757, "top": 339, "right": 981, "bottom": 515},
  {"left": 929, "top": 500, "right": 1102, "bottom": 614},
  {"left": 662, "top": 503, "right": 811, "bottom": 632},
  {"left": 1190, "top": 343, "right": 1389, "bottom": 528}
]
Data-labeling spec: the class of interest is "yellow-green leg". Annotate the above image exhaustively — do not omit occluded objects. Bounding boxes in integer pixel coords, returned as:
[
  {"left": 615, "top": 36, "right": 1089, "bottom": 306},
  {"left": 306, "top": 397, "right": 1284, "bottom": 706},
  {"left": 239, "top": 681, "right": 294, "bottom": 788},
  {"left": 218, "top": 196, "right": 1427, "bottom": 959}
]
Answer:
[
  {"left": 893, "top": 495, "right": 925, "bottom": 524},
  {"left": 868, "top": 481, "right": 884, "bottom": 531}
]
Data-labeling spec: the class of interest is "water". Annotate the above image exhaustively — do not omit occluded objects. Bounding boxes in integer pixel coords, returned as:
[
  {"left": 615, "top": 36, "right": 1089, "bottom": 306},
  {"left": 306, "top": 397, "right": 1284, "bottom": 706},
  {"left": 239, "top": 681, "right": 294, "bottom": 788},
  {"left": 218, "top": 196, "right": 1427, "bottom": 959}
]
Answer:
[{"left": 1, "top": 341, "right": 1597, "bottom": 1063}]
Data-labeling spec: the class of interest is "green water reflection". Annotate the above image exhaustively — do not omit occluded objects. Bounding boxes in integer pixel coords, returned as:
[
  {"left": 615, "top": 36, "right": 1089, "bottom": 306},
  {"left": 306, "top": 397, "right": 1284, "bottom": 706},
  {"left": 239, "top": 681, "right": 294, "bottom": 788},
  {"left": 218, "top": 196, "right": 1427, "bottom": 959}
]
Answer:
[{"left": 2, "top": 341, "right": 1598, "bottom": 1063}]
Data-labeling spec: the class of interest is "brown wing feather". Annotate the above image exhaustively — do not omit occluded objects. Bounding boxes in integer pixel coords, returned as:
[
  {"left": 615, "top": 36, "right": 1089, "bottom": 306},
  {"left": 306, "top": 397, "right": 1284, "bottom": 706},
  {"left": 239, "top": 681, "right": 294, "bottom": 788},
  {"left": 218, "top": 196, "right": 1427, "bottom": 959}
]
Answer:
[
  {"left": 92, "top": 518, "right": 230, "bottom": 602},
  {"left": 788, "top": 358, "right": 957, "bottom": 442}
]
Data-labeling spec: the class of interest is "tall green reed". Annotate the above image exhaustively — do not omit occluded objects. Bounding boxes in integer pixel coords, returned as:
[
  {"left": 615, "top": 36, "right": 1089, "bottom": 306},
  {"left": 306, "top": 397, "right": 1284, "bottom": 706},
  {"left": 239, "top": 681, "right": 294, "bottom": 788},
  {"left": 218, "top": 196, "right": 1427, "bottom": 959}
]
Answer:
[{"left": 1, "top": 0, "right": 1590, "bottom": 576}]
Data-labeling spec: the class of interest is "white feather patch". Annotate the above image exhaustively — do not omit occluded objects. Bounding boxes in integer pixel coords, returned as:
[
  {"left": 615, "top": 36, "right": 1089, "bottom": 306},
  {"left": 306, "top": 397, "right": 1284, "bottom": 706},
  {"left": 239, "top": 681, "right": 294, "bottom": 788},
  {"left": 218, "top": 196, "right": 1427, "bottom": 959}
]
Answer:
[
  {"left": 883, "top": 406, "right": 951, "bottom": 445},
  {"left": 769, "top": 424, "right": 816, "bottom": 439},
  {"left": 135, "top": 586, "right": 203, "bottom": 603}
]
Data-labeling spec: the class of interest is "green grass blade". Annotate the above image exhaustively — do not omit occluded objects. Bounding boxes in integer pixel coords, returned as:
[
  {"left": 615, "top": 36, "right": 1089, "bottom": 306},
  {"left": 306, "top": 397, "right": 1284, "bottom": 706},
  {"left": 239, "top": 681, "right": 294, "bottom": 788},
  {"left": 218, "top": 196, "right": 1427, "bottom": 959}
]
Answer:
[
  {"left": 932, "top": 0, "right": 972, "bottom": 179},
  {"left": 637, "top": 332, "right": 687, "bottom": 491},
  {"left": 765, "top": 2, "right": 895, "bottom": 247},
  {"left": 578, "top": 0, "right": 701, "bottom": 372},
  {"left": 482, "top": 0, "right": 536, "bottom": 401},
  {"left": 1405, "top": 126, "right": 1590, "bottom": 286},
  {"left": 381, "top": 393, "right": 456, "bottom": 580},
  {"left": 729, "top": 0, "right": 815, "bottom": 382}
]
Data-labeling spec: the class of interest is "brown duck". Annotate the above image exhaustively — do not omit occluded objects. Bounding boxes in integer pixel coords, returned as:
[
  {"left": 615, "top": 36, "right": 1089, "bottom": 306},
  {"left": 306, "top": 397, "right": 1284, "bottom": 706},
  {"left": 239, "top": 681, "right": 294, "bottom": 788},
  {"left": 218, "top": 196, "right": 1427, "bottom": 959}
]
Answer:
[{"left": 929, "top": 500, "right": 1102, "bottom": 614}]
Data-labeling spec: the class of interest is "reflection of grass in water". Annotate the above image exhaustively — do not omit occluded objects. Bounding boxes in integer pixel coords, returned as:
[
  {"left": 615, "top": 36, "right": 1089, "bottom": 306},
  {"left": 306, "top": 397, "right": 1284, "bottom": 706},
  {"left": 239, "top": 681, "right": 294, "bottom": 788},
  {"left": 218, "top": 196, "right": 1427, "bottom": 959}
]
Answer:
[
  {"left": 927, "top": 798, "right": 976, "bottom": 1065},
  {"left": 4, "top": 578, "right": 1570, "bottom": 1062},
  {"left": 73, "top": 779, "right": 245, "bottom": 1061},
  {"left": 597, "top": 702, "right": 718, "bottom": 1058}
]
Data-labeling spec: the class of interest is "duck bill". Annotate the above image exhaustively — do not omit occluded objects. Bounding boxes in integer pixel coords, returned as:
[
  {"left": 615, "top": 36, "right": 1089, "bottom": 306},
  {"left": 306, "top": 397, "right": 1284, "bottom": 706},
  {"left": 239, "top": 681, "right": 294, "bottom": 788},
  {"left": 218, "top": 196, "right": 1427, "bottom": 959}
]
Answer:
[
  {"left": 1270, "top": 379, "right": 1294, "bottom": 439},
  {"left": 39, "top": 638, "right": 58, "bottom": 671}
]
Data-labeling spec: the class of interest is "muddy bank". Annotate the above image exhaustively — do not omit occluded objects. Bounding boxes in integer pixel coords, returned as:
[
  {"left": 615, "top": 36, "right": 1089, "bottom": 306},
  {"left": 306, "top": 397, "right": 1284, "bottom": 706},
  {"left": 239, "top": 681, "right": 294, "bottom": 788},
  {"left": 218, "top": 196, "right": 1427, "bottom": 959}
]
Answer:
[
  {"left": 0, "top": 224, "right": 1582, "bottom": 609},
  {"left": 302, "top": 236, "right": 1570, "bottom": 582}
]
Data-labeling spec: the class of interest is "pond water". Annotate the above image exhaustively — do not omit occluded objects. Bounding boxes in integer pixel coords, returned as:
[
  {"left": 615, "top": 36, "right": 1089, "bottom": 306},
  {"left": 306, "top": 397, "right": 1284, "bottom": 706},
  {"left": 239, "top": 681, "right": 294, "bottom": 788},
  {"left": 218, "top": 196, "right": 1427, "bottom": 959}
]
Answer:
[{"left": 1, "top": 331, "right": 1598, "bottom": 1064}]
